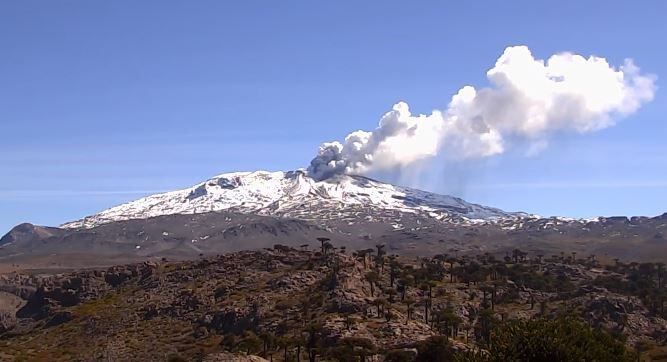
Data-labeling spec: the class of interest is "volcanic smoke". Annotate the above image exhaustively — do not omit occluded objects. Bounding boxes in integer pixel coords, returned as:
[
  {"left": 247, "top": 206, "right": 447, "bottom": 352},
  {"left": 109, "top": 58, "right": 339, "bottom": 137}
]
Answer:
[{"left": 308, "top": 45, "right": 656, "bottom": 181}]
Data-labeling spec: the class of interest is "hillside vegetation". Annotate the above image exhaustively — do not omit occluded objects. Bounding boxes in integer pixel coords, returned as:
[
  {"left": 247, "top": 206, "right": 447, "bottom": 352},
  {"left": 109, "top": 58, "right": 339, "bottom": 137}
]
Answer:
[{"left": 1, "top": 242, "right": 666, "bottom": 361}]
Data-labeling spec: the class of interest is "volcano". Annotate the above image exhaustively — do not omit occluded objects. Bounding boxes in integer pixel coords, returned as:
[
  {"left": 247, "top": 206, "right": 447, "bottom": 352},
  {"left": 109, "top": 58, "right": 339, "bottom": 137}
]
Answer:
[
  {"left": 62, "top": 170, "right": 522, "bottom": 229},
  {"left": 2, "top": 171, "right": 667, "bottom": 267}
]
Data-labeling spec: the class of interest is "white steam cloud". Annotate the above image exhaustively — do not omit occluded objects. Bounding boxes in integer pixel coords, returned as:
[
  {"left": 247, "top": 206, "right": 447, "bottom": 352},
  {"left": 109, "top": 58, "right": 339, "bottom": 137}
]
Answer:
[{"left": 308, "top": 45, "right": 656, "bottom": 180}]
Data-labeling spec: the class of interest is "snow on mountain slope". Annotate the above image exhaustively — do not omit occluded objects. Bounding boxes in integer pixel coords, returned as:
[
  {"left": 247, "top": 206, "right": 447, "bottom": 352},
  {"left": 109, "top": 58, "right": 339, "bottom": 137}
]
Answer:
[{"left": 61, "top": 170, "right": 521, "bottom": 229}]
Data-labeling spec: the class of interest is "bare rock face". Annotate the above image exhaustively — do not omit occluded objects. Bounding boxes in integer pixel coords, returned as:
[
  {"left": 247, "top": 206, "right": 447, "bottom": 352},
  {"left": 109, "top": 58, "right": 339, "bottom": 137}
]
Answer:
[
  {"left": 0, "top": 290, "right": 24, "bottom": 333},
  {"left": 0, "top": 284, "right": 36, "bottom": 300},
  {"left": 327, "top": 288, "right": 367, "bottom": 314}
]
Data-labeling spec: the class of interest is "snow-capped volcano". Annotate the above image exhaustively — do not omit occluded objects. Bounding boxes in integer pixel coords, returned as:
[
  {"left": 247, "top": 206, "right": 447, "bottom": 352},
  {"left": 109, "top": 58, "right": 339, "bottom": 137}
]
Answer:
[
  {"left": 10, "top": 170, "right": 666, "bottom": 267},
  {"left": 62, "top": 170, "right": 520, "bottom": 229}
]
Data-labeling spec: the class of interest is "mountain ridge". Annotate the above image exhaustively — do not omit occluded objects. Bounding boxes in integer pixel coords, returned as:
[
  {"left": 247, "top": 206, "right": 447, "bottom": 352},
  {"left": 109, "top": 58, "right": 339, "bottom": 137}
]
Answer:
[{"left": 3, "top": 171, "right": 667, "bottom": 267}]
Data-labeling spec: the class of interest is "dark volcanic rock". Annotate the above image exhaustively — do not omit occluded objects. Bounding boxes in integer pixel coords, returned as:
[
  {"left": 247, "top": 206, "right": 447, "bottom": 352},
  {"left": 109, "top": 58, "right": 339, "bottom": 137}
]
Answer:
[
  {"left": 105, "top": 270, "right": 134, "bottom": 287},
  {"left": 203, "top": 306, "right": 262, "bottom": 335},
  {"left": 0, "top": 310, "right": 16, "bottom": 333},
  {"left": 45, "top": 310, "right": 74, "bottom": 327}
]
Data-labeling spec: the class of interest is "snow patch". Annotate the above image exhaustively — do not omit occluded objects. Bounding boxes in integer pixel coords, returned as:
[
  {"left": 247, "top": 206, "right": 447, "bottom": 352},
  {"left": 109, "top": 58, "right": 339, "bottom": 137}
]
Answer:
[{"left": 62, "top": 170, "right": 522, "bottom": 229}]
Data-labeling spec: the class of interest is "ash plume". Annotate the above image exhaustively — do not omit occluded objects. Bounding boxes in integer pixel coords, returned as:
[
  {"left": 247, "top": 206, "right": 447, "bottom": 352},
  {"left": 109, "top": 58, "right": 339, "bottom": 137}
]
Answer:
[{"left": 308, "top": 45, "right": 656, "bottom": 181}]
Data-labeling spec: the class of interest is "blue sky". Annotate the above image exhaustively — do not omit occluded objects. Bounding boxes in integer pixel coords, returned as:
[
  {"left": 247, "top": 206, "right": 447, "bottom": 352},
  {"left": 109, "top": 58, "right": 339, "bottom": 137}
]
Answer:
[{"left": 1, "top": 1, "right": 666, "bottom": 233}]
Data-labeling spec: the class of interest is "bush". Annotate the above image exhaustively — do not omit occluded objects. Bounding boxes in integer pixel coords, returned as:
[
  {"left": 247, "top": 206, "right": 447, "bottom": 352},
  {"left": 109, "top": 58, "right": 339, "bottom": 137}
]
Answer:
[
  {"left": 486, "top": 317, "right": 634, "bottom": 361},
  {"left": 415, "top": 336, "right": 457, "bottom": 362}
]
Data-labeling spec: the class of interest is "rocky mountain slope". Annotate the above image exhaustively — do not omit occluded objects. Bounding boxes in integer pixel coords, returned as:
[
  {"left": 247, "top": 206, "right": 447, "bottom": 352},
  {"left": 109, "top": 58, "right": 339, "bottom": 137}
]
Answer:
[{"left": 3, "top": 206, "right": 667, "bottom": 268}]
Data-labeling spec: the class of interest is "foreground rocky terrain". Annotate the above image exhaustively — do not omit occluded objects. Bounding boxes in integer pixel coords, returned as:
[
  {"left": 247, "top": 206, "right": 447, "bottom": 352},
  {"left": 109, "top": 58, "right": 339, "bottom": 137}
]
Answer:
[{"left": 1, "top": 244, "right": 666, "bottom": 361}]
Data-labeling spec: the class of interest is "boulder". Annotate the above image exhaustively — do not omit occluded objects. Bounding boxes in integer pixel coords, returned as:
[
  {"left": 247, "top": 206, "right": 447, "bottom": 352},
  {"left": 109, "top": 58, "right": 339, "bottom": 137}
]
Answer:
[
  {"left": 45, "top": 311, "right": 74, "bottom": 327},
  {"left": 0, "top": 310, "right": 16, "bottom": 333}
]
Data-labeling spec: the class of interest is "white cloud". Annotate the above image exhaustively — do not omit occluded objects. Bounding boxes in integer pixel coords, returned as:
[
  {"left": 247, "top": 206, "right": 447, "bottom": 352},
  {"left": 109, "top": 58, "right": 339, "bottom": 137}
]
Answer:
[{"left": 308, "top": 45, "right": 657, "bottom": 180}]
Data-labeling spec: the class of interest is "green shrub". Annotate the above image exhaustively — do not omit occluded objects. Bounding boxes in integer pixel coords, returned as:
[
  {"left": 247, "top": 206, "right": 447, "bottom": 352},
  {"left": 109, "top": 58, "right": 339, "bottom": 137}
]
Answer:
[{"left": 486, "top": 317, "right": 634, "bottom": 361}]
